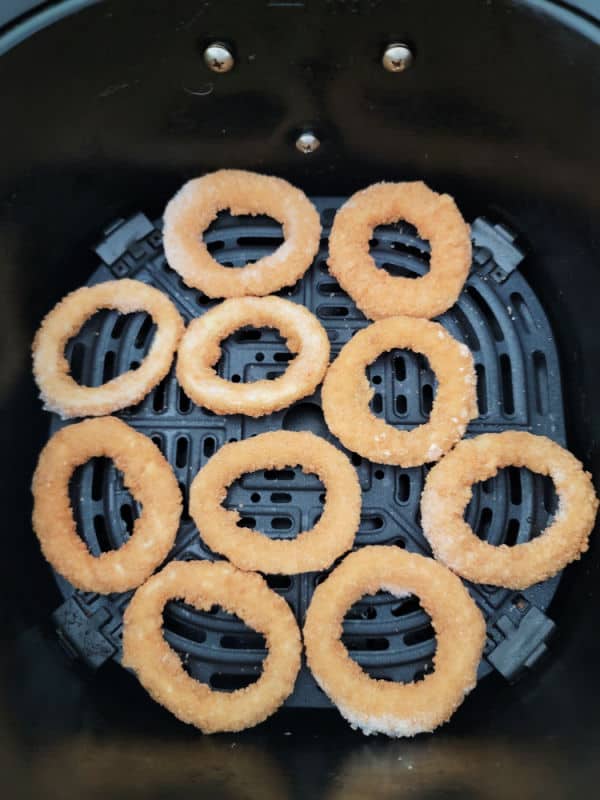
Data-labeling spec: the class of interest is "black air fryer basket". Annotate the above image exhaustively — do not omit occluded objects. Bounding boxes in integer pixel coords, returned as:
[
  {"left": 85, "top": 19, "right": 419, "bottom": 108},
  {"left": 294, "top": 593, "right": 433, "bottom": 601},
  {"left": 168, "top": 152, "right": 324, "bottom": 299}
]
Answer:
[{"left": 1, "top": 2, "right": 599, "bottom": 798}]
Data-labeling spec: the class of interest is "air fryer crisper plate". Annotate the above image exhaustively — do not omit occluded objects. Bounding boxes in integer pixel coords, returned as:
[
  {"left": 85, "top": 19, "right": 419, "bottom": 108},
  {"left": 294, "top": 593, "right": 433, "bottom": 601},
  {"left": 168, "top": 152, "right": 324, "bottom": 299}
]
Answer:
[{"left": 49, "top": 197, "right": 564, "bottom": 707}]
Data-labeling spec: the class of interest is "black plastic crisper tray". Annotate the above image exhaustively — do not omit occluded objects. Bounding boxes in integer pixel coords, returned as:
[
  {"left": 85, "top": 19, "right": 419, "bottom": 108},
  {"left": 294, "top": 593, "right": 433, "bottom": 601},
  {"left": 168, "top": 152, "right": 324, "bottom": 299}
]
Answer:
[{"left": 49, "top": 198, "right": 565, "bottom": 707}]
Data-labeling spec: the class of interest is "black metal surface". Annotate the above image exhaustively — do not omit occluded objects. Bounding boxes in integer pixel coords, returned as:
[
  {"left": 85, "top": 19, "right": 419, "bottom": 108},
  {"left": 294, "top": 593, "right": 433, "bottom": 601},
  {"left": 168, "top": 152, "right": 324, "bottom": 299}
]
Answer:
[
  {"left": 1, "top": 0, "right": 599, "bottom": 798},
  {"left": 48, "top": 199, "right": 562, "bottom": 705}
]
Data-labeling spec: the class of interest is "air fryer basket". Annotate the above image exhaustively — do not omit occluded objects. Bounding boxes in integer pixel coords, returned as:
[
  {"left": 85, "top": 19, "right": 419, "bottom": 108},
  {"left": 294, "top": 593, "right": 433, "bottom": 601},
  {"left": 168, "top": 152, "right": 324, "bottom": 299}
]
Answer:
[{"left": 1, "top": 1, "right": 599, "bottom": 798}]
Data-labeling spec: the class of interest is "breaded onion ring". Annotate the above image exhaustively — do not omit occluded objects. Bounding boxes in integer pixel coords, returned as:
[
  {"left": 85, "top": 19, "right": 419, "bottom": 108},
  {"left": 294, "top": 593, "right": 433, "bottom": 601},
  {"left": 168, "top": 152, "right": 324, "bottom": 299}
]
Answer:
[
  {"left": 421, "top": 431, "right": 599, "bottom": 589},
  {"left": 321, "top": 317, "right": 477, "bottom": 467},
  {"left": 303, "top": 546, "right": 486, "bottom": 737},
  {"left": 189, "top": 431, "right": 361, "bottom": 573},
  {"left": 163, "top": 170, "right": 321, "bottom": 297},
  {"left": 32, "top": 417, "right": 182, "bottom": 593},
  {"left": 32, "top": 279, "right": 184, "bottom": 418},
  {"left": 176, "top": 296, "right": 330, "bottom": 417},
  {"left": 122, "top": 560, "right": 301, "bottom": 733},
  {"left": 327, "top": 181, "right": 471, "bottom": 320}
]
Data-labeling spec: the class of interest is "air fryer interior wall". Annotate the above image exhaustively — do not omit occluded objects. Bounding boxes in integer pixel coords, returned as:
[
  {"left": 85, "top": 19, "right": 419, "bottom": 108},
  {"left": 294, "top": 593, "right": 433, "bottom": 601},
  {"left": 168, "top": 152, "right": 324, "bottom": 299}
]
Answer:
[{"left": 0, "top": 1, "right": 599, "bottom": 797}]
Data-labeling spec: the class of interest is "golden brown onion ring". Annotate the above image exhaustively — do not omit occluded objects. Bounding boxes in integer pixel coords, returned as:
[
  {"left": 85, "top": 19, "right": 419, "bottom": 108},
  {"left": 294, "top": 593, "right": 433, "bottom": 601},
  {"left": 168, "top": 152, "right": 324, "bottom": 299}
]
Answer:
[
  {"left": 32, "top": 279, "right": 184, "bottom": 418},
  {"left": 163, "top": 170, "right": 321, "bottom": 297},
  {"left": 421, "top": 431, "right": 599, "bottom": 589},
  {"left": 303, "top": 546, "right": 486, "bottom": 737},
  {"left": 189, "top": 431, "right": 361, "bottom": 574},
  {"left": 32, "top": 416, "right": 182, "bottom": 593},
  {"left": 321, "top": 317, "right": 477, "bottom": 467},
  {"left": 122, "top": 560, "right": 301, "bottom": 733},
  {"left": 176, "top": 296, "right": 330, "bottom": 417},
  {"left": 327, "top": 181, "right": 471, "bottom": 320}
]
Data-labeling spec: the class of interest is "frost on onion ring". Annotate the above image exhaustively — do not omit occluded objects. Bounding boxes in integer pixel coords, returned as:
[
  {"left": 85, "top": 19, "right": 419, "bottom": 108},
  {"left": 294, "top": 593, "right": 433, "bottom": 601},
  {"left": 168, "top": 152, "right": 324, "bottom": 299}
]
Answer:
[
  {"left": 32, "top": 416, "right": 182, "bottom": 593},
  {"left": 122, "top": 560, "right": 301, "bottom": 733},
  {"left": 189, "top": 430, "right": 361, "bottom": 574},
  {"left": 327, "top": 181, "right": 471, "bottom": 320},
  {"left": 421, "top": 431, "right": 599, "bottom": 589},
  {"left": 32, "top": 279, "right": 184, "bottom": 418},
  {"left": 176, "top": 296, "right": 330, "bottom": 417},
  {"left": 321, "top": 317, "right": 477, "bottom": 467},
  {"left": 163, "top": 170, "right": 321, "bottom": 297},
  {"left": 303, "top": 545, "right": 486, "bottom": 737}
]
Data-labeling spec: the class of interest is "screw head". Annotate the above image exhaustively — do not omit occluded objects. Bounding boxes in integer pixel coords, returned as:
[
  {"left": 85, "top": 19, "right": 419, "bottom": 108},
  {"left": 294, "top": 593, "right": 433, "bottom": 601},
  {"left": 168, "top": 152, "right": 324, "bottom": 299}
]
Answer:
[
  {"left": 382, "top": 43, "right": 414, "bottom": 73},
  {"left": 203, "top": 42, "right": 235, "bottom": 74},
  {"left": 296, "top": 131, "right": 320, "bottom": 154}
]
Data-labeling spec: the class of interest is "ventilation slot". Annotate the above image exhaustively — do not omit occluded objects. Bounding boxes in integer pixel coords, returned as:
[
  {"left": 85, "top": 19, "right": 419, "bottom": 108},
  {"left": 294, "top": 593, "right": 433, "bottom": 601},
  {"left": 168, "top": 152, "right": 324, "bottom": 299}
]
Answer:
[
  {"left": 505, "top": 518, "right": 520, "bottom": 546},
  {"left": 345, "top": 605, "right": 377, "bottom": 621},
  {"left": 509, "top": 467, "right": 522, "bottom": 505},
  {"left": 152, "top": 375, "right": 169, "bottom": 412},
  {"left": 542, "top": 475, "right": 558, "bottom": 515},
  {"left": 371, "top": 393, "right": 383, "bottom": 414},
  {"left": 397, "top": 474, "right": 410, "bottom": 503},
  {"left": 475, "top": 507, "right": 493, "bottom": 540},
  {"left": 120, "top": 504, "right": 135, "bottom": 536},
  {"left": 391, "top": 597, "right": 421, "bottom": 616},
  {"left": 176, "top": 437, "right": 189, "bottom": 468},
  {"left": 404, "top": 624, "right": 435, "bottom": 646},
  {"left": 102, "top": 351, "right": 116, "bottom": 382},
  {"left": 135, "top": 315, "right": 155, "bottom": 349},
  {"left": 510, "top": 292, "right": 534, "bottom": 333},
  {"left": 475, "top": 363, "right": 487, "bottom": 415},
  {"left": 271, "top": 516, "right": 292, "bottom": 530},
  {"left": 500, "top": 354, "right": 515, "bottom": 415},
  {"left": 203, "top": 437, "right": 216, "bottom": 458},
  {"left": 452, "top": 305, "right": 480, "bottom": 351},
  {"left": 466, "top": 286, "right": 504, "bottom": 341},
  {"left": 319, "top": 281, "right": 344, "bottom": 295},
  {"left": 343, "top": 636, "right": 389, "bottom": 651},
  {"left": 395, "top": 395, "right": 407, "bottom": 415},
  {"left": 359, "top": 516, "right": 384, "bottom": 532},
  {"left": 178, "top": 387, "right": 191, "bottom": 413},
  {"left": 93, "top": 515, "right": 110, "bottom": 551},
  {"left": 264, "top": 469, "right": 295, "bottom": 481},
  {"left": 270, "top": 492, "right": 291, "bottom": 503},
  {"left": 210, "top": 673, "right": 260, "bottom": 691},
  {"left": 394, "top": 354, "right": 406, "bottom": 381},
  {"left": 221, "top": 634, "right": 266, "bottom": 649},
  {"left": 376, "top": 262, "right": 416, "bottom": 279},
  {"left": 422, "top": 384, "right": 433, "bottom": 415},
  {"left": 237, "top": 328, "right": 262, "bottom": 341},
  {"left": 533, "top": 350, "right": 549, "bottom": 414},
  {"left": 70, "top": 342, "right": 85, "bottom": 382},
  {"left": 319, "top": 306, "right": 349, "bottom": 318}
]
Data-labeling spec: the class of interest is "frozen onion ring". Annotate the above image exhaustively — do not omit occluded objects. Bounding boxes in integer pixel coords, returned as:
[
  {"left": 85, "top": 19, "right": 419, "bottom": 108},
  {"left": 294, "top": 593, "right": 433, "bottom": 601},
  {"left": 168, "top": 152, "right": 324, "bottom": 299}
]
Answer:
[
  {"left": 321, "top": 317, "right": 477, "bottom": 467},
  {"left": 189, "top": 431, "right": 361, "bottom": 574},
  {"left": 303, "top": 546, "right": 486, "bottom": 737},
  {"left": 31, "top": 416, "right": 182, "bottom": 593},
  {"left": 163, "top": 170, "right": 321, "bottom": 297},
  {"left": 327, "top": 181, "right": 471, "bottom": 319},
  {"left": 421, "top": 431, "right": 599, "bottom": 589},
  {"left": 122, "top": 560, "right": 301, "bottom": 733},
  {"left": 32, "top": 279, "right": 184, "bottom": 418},
  {"left": 176, "top": 296, "right": 330, "bottom": 417}
]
